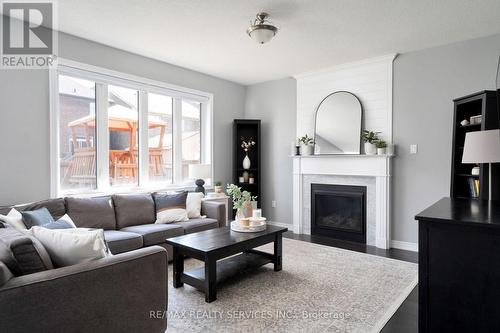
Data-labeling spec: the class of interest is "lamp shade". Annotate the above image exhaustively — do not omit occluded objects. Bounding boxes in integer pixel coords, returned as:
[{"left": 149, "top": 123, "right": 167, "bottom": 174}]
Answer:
[
  {"left": 462, "top": 129, "right": 500, "bottom": 163},
  {"left": 188, "top": 164, "right": 211, "bottom": 180}
]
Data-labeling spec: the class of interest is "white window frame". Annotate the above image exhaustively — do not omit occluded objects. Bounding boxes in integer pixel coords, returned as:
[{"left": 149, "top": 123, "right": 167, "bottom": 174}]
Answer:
[{"left": 50, "top": 58, "right": 213, "bottom": 197}]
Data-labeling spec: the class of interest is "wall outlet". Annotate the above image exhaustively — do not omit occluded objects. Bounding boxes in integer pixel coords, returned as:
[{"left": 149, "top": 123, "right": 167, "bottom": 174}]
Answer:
[
  {"left": 410, "top": 144, "right": 418, "bottom": 154},
  {"left": 271, "top": 200, "right": 277, "bottom": 208}
]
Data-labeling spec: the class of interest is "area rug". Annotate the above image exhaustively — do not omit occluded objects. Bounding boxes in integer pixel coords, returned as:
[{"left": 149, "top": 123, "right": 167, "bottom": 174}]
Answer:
[{"left": 167, "top": 238, "right": 417, "bottom": 333}]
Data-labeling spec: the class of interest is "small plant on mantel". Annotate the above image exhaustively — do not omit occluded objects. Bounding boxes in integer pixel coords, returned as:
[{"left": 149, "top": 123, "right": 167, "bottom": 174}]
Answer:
[
  {"left": 376, "top": 140, "right": 388, "bottom": 155},
  {"left": 214, "top": 181, "right": 223, "bottom": 193},
  {"left": 298, "top": 134, "right": 315, "bottom": 146},
  {"left": 361, "top": 130, "right": 380, "bottom": 155},
  {"left": 298, "top": 134, "right": 315, "bottom": 156},
  {"left": 361, "top": 130, "right": 380, "bottom": 144}
]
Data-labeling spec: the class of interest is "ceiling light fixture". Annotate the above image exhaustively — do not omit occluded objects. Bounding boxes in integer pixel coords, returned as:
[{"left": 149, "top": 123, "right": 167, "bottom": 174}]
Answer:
[{"left": 246, "top": 12, "right": 278, "bottom": 44}]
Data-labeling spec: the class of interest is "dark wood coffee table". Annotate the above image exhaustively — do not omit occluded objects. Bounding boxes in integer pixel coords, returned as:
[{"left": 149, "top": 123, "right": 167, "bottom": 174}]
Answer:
[{"left": 165, "top": 225, "right": 287, "bottom": 302}]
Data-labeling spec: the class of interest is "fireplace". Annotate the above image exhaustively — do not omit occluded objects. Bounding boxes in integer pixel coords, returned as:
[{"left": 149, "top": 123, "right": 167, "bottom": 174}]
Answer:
[{"left": 311, "top": 184, "right": 367, "bottom": 243}]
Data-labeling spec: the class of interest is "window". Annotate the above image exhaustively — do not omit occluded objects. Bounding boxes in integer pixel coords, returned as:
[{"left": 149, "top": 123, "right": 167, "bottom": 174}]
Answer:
[
  {"left": 58, "top": 75, "right": 97, "bottom": 192},
  {"left": 181, "top": 99, "right": 201, "bottom": 181},
  {"left": 52, "top": 61, "right": 212, "bottom": 196},
  {"left": 148, "top": 93, "right": 173, "bottom": 184},
  {"left": 108, "top": 85, "right": 139, "bottom": 187}
]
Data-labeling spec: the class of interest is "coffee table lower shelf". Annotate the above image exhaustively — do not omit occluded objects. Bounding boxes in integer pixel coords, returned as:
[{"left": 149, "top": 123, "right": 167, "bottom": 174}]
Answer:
[{"left": 182, "top": 250, "right": 273, "bottom": 289}]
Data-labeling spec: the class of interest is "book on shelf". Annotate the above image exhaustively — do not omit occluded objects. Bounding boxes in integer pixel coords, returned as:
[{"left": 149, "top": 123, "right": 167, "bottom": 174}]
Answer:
[{"left": 467, "top": 178, "right": 480, "bottom": 198}]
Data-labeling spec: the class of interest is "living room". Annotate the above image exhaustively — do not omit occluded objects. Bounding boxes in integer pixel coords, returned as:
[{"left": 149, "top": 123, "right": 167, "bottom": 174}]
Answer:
[{"left": 1, "top": 1, "right": 500, "bottom": 332}]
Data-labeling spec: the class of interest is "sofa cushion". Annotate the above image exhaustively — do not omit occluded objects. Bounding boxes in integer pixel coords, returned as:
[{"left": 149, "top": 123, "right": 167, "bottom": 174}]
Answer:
[
  {"left": 113, "top": 193, "right": 155, "bottom": 229},
  {"left": 21, "top": 207, "right": 55, "bottom": 229},
  {"left": 121, "top": 223, "right": 184, "bottom": 246},
  {"left": 171, "top": 218, "right": 218, "bottom": 234},
  {"left": 66, "top": 196, "right": 116, "bottom": 230},
  {"left": 0, "top": 198, "right": 67, "bottom": 220},
  {"left": 104, "top": 230, "right": 143, "bottom": 254},
  {"left": 0, "top": 227, "right": 53, "bottom": 276}
]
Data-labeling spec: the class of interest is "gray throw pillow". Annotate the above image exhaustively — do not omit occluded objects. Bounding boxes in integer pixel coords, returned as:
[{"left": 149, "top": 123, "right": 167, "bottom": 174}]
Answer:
[
  {"left": 0, "top": 228, "right": 54, "bottom": 276},
  {"left": 9, "top": 237, "right": 54, "bottom": 274},
  {"left": 21, "top": 208, "right": 55, "bottom": 229}
]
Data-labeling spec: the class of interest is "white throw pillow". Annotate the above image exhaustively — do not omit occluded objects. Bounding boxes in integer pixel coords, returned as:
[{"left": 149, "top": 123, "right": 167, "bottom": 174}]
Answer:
[
  {"left": 0, "top": 208, "right": 27, "bottom": 231},
  {"left": 186, "top": 192, "right": 204, "bottom": 219},
  {"left": 29, "top": 227, "right": 108, "bottom": 267}
]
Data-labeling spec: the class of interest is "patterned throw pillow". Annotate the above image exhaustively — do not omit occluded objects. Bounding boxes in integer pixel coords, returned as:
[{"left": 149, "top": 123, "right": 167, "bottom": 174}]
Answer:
[{"left": 153, "top": 191, "right": 189, "bottom": 224}]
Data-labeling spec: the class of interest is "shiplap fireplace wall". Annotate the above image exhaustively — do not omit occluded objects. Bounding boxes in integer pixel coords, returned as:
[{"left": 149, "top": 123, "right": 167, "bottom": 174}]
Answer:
[{"left": 292, "top": 54, "right": 396, "bottom": 249}]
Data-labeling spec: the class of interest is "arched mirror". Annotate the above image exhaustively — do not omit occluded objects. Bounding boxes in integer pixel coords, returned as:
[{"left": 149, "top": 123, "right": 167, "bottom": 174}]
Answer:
[{"left": 313, "top": 91, "right": 362, "bottom": 155}]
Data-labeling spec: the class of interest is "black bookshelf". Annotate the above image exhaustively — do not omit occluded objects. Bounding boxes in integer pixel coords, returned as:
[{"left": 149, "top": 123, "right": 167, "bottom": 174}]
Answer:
[
  {"left": 450, "top": 91, "right": 499, "bottom": 200},
  {"left": 233, "top": 119, "right": 261, "bottom": 208}
]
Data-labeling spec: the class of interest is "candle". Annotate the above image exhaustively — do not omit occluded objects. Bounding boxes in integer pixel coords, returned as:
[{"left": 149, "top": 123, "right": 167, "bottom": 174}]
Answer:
[{"left": 253, "top": 209, "right": 262, "bottom": 219}]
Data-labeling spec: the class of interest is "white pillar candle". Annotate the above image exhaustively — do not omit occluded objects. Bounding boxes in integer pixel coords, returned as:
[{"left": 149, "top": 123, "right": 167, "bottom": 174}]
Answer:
[{"left": 253, "top": 209, "right": 262, "bottom": 218}]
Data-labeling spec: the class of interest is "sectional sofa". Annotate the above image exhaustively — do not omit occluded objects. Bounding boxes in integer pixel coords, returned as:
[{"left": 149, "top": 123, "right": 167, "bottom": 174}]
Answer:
[
  {"left": 0, "top": 192, "right": 226, "bottom": 257},
  {"left": 0, "top": 192, "right": 226, "bottom": 333}
]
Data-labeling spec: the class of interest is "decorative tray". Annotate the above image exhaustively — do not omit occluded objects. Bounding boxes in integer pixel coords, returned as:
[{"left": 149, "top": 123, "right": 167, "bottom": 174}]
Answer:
[{"left": 230, "top": 218, "right": 267, "bottom": 233}]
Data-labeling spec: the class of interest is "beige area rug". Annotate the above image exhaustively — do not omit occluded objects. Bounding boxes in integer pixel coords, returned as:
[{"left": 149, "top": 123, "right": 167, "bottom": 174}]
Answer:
[{"left": 166, "top": 238, "right": 417, "bottom": 333}]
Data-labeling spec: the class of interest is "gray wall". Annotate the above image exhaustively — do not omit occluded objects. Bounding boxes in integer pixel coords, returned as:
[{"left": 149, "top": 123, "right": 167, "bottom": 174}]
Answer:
[
  {"left": 244, "top": 78, "right": 297, "bottom": 224},
  {"left": 392, "top": 34, "right": 500, "bottom": 244},
  {"left": 0, "top": 32, "right": 245, "bottom": 205},
  {"left": 245, "top": 34, "right": 500, "bottom": 244}
]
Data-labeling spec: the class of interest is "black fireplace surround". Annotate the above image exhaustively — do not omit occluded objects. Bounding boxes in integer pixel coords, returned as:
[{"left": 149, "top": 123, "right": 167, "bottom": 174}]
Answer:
[{"left": 311, "top": 184, "right": 367, "bottom": 243}]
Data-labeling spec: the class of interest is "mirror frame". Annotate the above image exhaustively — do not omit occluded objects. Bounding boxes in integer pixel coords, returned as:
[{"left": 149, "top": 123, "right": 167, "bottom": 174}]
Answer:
[{"left": 313, "top": 91, "right": 363, "bottom": 155}]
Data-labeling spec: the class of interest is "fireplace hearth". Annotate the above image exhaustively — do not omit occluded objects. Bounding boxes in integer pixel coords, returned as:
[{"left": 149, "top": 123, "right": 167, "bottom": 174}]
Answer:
[{"left": 311, "top": 184, "right": 367, "bottom": 243}]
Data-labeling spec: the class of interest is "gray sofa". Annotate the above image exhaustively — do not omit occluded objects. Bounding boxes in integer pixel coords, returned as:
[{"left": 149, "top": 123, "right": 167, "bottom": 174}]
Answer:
[
  {"left": 0, "top": 193, "right": 226, "bottom": 333},
  {"left": 0, "top": 193, "right": 226, "bottom": 259}
]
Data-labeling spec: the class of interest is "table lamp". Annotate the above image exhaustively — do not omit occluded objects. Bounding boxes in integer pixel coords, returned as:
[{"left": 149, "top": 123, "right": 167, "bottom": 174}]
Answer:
[
  {"left": 188, "top": 164, "right": 211, "bottom": 194},
  {"left": 462, "top": 129, "right": 500, "bottom": 200}
]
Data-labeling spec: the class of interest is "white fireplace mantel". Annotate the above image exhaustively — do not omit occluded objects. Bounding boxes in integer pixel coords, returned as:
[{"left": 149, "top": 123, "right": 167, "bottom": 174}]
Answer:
[{"left": 292, "top": 154, "right": 392, "bottom": 249}]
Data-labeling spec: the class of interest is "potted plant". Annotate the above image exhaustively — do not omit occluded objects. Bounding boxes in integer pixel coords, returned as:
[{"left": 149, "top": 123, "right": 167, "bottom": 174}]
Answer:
[
  {"left": 227, "top": 184, "right": 253, "bottom": 222},
  {"left": 376, "top": 140, "right": 387, "bottom": 155},
  {"left": 214, "top": 181, "right": 223, "bottom": 193},
  {"left": 298, "top": 134, "right": 315, "bottom": 156},
  {"left": 361, "top": 130, "right": 380, "bottom": 155}
]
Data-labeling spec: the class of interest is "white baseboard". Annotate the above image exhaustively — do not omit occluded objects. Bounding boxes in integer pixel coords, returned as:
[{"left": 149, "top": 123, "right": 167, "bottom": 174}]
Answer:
[
  {"left": 267, "top": 221, "right": 292, "bottom": 228},
  {"left": 390, "top": 240, "right": 418, "bottom": 252}
]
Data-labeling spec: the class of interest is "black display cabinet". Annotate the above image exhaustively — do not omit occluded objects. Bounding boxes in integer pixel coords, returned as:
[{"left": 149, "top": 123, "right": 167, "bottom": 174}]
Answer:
[
  {"left": 450, "top": 90, "right": 499, "bottom": 200},
  {"left": 233, "top": 119, "right": 261, "bottom": 208}
]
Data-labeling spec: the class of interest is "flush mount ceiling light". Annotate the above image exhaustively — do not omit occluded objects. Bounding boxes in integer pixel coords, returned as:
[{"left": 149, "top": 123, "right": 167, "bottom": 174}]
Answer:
[{"left": 246, "top": 12, "right": 278, "bottom": 44}]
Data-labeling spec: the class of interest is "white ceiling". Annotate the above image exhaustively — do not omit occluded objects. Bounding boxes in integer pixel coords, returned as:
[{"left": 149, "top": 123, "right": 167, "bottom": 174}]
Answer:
[{"left": 50, "top": 0, "right": 500, "bottom": 85}]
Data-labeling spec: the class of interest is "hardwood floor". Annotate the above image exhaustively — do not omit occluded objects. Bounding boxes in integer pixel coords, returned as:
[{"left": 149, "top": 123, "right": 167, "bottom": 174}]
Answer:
[{"left": 283, "top": 231, "right": 418, "bottom": 333}]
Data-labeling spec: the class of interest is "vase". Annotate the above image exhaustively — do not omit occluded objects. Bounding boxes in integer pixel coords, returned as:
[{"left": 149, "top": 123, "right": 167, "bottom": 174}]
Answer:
[
  {"left": 364, "top": 142, "right": 377, "bottom": 155},
  {"left": 377, "top": 148, "right": 386, "bottom": 155},
  {"left": 301, "top": 144, "right": 314, "bottom": 156},
  {"left": 235, "top": 208, "right": 245, "bottom": 223},
  {"left": 243, "top": 153, "right": 251, "bottom": 169}
]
